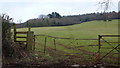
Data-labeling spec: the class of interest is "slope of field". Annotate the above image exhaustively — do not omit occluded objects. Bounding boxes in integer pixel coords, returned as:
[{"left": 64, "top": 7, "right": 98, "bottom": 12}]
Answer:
[{"left": 18, "top": 20, "right": 118, "bottom": 38}]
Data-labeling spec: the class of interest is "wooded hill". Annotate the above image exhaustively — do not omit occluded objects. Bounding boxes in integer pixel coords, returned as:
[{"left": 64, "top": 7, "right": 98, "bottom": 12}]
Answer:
[{"left": 16, "top": 11, "right": 119, "bottom": 28}]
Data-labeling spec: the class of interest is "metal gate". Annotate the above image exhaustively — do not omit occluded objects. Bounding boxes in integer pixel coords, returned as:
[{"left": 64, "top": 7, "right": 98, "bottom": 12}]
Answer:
[{"left": 98, "top": 35, "right": 120, "bottom": 65}]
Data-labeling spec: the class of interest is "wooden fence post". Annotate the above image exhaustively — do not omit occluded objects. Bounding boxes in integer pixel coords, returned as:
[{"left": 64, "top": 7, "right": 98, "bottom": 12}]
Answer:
[
  {"left": 28, "top": 26, "right": 31, "bottom": 31},
  {"left": 14, "top": 24, "right": 16, "bottom": 42},
  {"left": 44, "top": 37, "right": 47, "bottom": 55},
  {"left": 98, "top": 35, "right": 102, "bottom": 63},
  {"left": 27, "top": 31, "right": 34, "bottom": 50},
  {"left": 118, "top": 43, "right": 120, "bottom": 67},
  {"left": 34, "top": 35, "right": 35, "bottom": 50},
  {"left": 53, "top": 38, "right": 56, "bottom": 51}
]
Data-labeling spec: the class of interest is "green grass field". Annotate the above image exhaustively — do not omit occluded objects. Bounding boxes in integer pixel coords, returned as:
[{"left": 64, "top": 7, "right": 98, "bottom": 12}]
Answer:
[
  {"left": 16, "top": 20, "right": 119, "bottom": 65},
  {"left": 17, "top": 20, "right": 118, "bottom": 38}
]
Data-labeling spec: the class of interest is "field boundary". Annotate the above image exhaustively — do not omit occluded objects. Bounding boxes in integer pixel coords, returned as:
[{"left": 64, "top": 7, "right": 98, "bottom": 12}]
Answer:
[
  {"left": 35, "top": 34, "right": 98, "bottom": 40},
  {"left": 34, "top": 34, "right": 98, "bottom": 57},
  {"left": 34, "top": 34, "right": 120, "bottom": 65}
]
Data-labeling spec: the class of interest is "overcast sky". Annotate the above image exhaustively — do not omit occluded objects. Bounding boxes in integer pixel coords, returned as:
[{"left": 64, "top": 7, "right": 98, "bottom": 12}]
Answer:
[{"left": 0, "top": 0, "right": 119, "bottom": 23}]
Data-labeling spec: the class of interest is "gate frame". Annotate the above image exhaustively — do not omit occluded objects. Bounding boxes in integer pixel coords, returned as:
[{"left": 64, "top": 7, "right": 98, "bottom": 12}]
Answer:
[
  {"left": 98, "top": 35, "right": 120, "bottom": 63},
  {"left": 13, "top": 24, "right": 35, "bottom": 50}
]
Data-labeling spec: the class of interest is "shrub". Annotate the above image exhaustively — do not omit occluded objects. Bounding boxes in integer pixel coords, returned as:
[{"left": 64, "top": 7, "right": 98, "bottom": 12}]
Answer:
[{"left": 1, "top": 14, "right": 14, "bottom": 57}]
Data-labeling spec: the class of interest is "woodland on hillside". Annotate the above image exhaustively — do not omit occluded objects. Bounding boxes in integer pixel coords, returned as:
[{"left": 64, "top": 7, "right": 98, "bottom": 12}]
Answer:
[{"left": 17, "top": 11, "right": 120, "bottom": 28}]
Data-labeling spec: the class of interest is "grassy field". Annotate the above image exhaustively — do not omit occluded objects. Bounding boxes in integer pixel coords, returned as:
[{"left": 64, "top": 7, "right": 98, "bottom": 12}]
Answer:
[
  {"left": 16, "top": 19, "right": 119, "bottom": 65},
  {"left": 17, "top": 20, "right": 118, "bottom": 38}
]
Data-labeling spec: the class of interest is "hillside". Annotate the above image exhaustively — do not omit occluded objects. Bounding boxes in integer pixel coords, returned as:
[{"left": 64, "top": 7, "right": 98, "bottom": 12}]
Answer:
[
  {"left": 16, "top": 11, "right": 119, "bottom": 28},
  {"left": 18, "top": 19, "right": 118, "bottom": 38}
]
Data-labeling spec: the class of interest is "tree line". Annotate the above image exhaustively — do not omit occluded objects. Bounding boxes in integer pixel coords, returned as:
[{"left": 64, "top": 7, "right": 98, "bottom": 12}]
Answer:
[{"left": 16, "top": 11, "right": 120, "bottom": 28}]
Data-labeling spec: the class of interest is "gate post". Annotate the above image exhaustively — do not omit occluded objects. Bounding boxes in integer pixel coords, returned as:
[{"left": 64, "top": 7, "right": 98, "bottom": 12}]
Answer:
[
  {"left": 13, "top": 24, "right": 16, "bottom": 42},
  {"left": 27, "top": 31, "right": 34, "bottom": 50},
  {"left": 98, "top": 35, "right": 102, "bottom": 63}
]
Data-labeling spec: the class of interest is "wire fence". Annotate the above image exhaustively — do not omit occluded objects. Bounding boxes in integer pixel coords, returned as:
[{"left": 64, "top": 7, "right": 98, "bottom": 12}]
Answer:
[
  {"left": 34, "top": 34, "right": 99, "bottom": 64},
  {"left": 34, "top": 34, "right": 120, "bottom": 65}
]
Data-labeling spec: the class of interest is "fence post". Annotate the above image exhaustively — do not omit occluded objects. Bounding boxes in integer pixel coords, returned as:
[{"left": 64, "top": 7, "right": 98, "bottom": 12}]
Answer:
[
  {"left": 53, "top": 38, "right": 56, "bottom": 51},
  {"left": 14, "top": 24, "right": 16, "bottom": 42},
  {"left": 44, "top": 37, "right": 47, "bottom": 55},
  {"left": 28, "top": 26, "right": 31, "bottom": 31},
  {"left": 34, "top": 35, "right": 35, "bottom": 50},
  {"left": 118, "top": 43, "right": 120, "bottom": 67},
  {"left": 98, "top": 35, "right": 102, "bottom": 63},
  {"left": 27, "top": 31, "right": 34, "bottom": 50}
]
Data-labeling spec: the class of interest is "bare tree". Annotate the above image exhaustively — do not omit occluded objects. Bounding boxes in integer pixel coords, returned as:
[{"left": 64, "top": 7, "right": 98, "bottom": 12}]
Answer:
[
  {"left": 97, "top": 0, "right": 114, "bottom": 21},
  {"left": 97, "top": 0, "right": 113, "bottom": 12}
]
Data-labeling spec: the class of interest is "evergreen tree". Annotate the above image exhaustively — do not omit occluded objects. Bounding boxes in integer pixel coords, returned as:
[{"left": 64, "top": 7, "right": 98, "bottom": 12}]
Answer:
[{"left": 47, "top": 12, "right": 62, "bottom": 18}]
